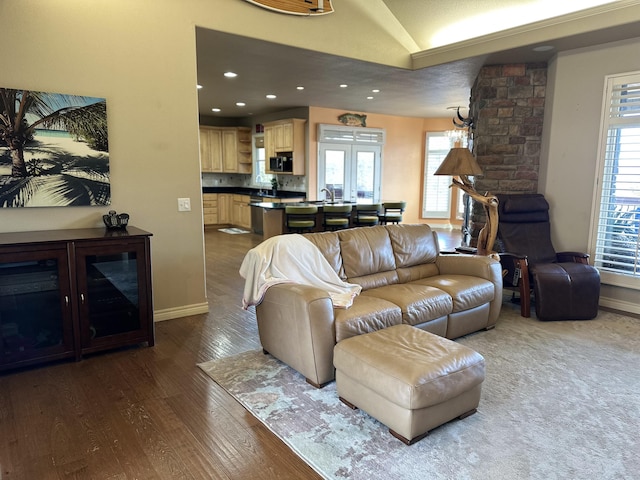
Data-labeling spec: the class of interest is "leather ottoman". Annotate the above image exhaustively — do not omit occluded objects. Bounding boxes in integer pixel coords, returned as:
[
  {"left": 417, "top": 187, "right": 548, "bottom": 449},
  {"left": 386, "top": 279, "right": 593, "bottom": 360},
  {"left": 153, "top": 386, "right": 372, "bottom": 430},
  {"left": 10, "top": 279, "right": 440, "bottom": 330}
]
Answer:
[
  {"left": 333, "top": 324, "right": 485, "bottom": 445},
  {"left": 531, "top": 263, "right": 600, "bottom": 321}
]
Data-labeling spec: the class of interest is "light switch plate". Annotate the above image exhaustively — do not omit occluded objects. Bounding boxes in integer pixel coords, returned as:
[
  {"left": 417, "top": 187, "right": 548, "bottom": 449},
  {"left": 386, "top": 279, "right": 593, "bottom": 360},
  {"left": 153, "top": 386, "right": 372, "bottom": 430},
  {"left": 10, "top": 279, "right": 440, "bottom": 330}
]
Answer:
[{"left": 178, "top": 197, "right": 191, "bottom": 212}]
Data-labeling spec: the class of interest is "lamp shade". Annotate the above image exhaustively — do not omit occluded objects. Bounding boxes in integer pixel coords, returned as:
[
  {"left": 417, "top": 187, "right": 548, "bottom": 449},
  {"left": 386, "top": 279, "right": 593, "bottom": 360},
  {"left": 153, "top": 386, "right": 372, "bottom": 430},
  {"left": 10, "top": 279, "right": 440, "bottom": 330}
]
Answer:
[{"left": 434, "top": 147, "right": 483, "bottom": 176}]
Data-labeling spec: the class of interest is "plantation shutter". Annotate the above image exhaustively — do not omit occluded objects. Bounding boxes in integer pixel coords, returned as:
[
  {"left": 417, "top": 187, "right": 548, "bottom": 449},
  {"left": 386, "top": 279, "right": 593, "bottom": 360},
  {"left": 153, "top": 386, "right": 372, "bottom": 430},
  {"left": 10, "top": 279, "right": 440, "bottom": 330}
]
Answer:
[
  {"left": 591, "top": 72, "right": 640, "bottom": 286},
  {"left": 318, "top": 124, "right": 385, "bottom": 145},
  {"left": 422, "top": 133, "right": 451, "bottom": 218}
]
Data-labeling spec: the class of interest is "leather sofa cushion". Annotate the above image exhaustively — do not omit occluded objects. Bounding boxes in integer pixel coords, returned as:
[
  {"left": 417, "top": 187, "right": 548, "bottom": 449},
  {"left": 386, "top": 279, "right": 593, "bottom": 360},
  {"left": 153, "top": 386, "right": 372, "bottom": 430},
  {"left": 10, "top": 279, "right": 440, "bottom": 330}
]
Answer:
[
  {"left": 362, "top": 284, "right": 452, "bottom": 326},
  {"left": 386, "top": 224, "right": 438, "bottom": 268},
  {"left": 334, "top": 295, "right": 402, "bottom": 343},
  {"left": 333, "top": 324, "right": 485, "bottom": 410},
  {"left": 304, "top": 231, "right": 344, "bottom": 279},
  {"left": 413, "top": 275, "right": 494, "bottom": 312},
  {"left": 339, "top": 226, "right": 396, "bottom": 281},
  {"left": 396, "top": 263, "right": 440, "bottom": 283},
  {"left": 347, "top": 270, "right": 400, "bottom": 291}
]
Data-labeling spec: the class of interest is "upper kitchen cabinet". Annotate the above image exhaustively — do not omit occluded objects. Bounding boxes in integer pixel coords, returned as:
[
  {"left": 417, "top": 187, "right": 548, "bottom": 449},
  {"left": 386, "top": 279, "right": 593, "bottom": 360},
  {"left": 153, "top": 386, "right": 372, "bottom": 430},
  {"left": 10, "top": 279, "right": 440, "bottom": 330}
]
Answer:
[
  {"left": 264, "top": 118, "right": 306, "bottom": 175},
  {"left": 199, "top": 126, "right": 252, "bottom": 174}
]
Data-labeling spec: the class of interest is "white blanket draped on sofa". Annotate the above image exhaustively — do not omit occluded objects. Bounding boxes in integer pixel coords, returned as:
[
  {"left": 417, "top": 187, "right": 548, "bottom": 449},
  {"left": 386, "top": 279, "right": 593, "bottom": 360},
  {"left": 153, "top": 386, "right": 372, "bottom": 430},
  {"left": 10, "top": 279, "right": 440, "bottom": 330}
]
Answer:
[{"left": 239, "top": 234, "right": 362, "bottom": 309}]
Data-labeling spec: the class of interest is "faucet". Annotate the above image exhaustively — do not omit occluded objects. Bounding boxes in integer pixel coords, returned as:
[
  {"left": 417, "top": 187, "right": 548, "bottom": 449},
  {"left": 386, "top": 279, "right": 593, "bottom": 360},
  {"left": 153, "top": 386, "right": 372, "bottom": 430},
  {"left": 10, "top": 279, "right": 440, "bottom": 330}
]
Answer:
[
  {"left": 255, "top": 174, "right": 265, "bottom": 195},
  {"left": 320, "top": 187, "right": 335, "bottom": 202}
]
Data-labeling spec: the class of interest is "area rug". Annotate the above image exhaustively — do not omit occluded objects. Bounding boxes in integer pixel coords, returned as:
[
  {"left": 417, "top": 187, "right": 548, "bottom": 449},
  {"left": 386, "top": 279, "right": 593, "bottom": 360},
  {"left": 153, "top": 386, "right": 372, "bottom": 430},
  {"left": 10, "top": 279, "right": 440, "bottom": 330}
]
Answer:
[
  {"left": 198, "top": 305, "right": 640, "bottom": 480},
  {"left": 218, "top": 227, "right": 251, "bottom": 234}
]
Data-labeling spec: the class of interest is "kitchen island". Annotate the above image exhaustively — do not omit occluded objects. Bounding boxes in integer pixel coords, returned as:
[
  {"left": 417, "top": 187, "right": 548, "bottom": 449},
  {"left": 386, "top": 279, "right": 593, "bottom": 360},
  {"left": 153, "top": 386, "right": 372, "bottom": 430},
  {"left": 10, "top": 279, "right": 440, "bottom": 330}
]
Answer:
[{"left": 250, "top": 201, "right": 355, "bottom": 239}]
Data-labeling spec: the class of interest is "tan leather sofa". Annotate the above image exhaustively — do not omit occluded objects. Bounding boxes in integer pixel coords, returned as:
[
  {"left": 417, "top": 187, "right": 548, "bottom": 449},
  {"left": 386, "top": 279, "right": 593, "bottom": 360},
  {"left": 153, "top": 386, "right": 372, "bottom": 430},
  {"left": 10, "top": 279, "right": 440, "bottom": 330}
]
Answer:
[{"left": 256, "top": 224, "right": 503, "bottom": 387}]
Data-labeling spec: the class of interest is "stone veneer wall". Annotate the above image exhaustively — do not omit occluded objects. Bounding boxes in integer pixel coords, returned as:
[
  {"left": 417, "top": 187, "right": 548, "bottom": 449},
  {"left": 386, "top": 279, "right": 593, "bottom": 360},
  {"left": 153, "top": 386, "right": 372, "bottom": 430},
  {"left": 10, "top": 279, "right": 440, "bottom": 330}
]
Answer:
[{"left": 467, "top": 62, "right": 547, "bottom": 244}]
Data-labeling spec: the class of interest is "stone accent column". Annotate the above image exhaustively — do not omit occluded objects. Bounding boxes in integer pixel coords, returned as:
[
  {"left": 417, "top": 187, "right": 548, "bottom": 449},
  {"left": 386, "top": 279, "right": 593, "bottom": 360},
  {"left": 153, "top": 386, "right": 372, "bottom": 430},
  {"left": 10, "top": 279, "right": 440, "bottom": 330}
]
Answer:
[{"left": 467, "top": 62, "right": 547, "bottom": 244}]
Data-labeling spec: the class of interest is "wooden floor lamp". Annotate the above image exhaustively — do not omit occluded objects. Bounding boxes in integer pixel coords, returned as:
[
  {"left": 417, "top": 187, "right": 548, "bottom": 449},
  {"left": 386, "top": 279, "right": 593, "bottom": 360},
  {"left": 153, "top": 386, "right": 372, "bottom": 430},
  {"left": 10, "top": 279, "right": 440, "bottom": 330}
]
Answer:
[{"left": 434, "top": 147, "right": 499, "bottom": 254}]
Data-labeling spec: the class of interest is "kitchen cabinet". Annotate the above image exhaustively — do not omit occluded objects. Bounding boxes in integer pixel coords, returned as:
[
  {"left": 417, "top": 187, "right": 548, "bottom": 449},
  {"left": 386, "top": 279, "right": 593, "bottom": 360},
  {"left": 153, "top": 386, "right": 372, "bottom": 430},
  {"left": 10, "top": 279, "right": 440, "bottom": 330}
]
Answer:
[
  {"left": 218, "top": 193, "right": 232, "bottom": 225},
  {"left": 199, "top": 127, "right": 221, "bottom": 172},
  {"left": 264, "top": 118, "right": 306, "bottom": 175},
  {"left": 199, "top": 126, "right": 252, "bottom": 174},
  {"left": 232, "top": 194, "right": 252, "bottom": 229},
  {"left": 0, "top": 227, "right": 153, "bottom": 372},
  {"left": 203, "top": 193, "right": 218, "bottom": 225}
]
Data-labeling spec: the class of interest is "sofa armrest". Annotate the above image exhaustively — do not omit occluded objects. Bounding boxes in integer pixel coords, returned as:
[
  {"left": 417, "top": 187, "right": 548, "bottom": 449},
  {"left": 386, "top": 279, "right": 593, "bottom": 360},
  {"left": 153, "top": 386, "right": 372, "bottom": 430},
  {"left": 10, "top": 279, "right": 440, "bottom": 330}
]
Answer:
[
  {"left": 256, "top": 283, "right": 336, "bottom": 387},
  {"left": 436, "top": 254, "right": 502, "bottom": 284},
  {"left": 435, "top": 254, "right": 503, "bottom": 327}
]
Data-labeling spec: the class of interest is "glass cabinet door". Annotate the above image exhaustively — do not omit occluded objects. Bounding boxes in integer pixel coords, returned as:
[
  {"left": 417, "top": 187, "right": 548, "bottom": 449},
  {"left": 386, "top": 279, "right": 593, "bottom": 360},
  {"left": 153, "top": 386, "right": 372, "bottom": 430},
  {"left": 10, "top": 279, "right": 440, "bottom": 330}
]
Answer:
[
  {"left": 75, "top": 240, "right": 151, "bottom": 351},
  {"left": 0, "top": 247, "right": 74, "bottom": 367}
]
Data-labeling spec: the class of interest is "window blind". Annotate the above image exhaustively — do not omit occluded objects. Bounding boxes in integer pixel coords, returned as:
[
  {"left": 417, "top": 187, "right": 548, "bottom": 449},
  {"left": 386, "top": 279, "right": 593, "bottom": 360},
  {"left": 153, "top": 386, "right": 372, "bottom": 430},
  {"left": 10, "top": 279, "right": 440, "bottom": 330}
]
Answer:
[{"left": 318, "top": 124, "right": 385, "bottom": 145}]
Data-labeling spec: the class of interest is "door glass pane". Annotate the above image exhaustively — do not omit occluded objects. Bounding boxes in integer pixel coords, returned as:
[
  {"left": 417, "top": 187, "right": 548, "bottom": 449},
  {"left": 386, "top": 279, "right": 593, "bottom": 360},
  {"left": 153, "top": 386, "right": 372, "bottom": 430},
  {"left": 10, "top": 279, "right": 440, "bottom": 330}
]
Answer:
[
  {"left": 0, "top": 259, "right": 64, "bottom": 361},
  {"left": 355, "top": 151, "right": 375, "bottom": 200},
  {"left": 324, "top": 150, "right": 345, "bottom": 201},
  {"left": 85, "top": 252, "right": 140, "bottom": 339}
]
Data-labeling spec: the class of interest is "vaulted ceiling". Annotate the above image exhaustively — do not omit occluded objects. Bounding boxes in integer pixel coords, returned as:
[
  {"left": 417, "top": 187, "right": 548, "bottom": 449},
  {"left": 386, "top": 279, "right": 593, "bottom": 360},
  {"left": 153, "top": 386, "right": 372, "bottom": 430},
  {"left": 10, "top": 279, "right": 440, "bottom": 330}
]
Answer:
[{"left": 196, "top": 0, "right": 640, "bottom": 119}]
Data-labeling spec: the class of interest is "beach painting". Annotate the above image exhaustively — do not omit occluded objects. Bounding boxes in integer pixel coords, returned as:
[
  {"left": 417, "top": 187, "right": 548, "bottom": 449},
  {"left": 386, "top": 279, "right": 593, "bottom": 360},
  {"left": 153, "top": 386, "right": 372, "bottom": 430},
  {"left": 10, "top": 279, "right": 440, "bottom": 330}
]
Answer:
[{"left": 0, "top": 87, "right": 110, "bottom": 207}]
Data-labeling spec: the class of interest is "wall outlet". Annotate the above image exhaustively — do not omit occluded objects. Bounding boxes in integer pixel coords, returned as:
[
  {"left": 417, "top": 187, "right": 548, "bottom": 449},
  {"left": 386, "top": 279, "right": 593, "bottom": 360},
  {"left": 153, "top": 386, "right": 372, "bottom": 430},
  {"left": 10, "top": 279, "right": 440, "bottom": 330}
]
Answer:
[{"left": 177, "top": 197, "right": 191, "bottom": 212}]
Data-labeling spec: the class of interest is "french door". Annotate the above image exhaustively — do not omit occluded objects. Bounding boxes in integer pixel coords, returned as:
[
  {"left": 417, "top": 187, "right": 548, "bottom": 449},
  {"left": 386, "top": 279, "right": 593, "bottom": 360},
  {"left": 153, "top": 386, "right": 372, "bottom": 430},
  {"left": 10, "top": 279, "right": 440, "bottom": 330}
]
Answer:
[{"left": 318, "top": 143, "right": 381, "bottom": 202}]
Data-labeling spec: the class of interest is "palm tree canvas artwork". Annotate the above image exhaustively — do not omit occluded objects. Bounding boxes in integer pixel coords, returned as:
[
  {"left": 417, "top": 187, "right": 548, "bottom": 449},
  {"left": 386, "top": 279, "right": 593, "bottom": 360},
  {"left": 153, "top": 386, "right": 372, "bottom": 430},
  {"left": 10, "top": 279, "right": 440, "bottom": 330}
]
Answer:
[{"left": 0, "top": 87, "right": 110, "bottom": 207}]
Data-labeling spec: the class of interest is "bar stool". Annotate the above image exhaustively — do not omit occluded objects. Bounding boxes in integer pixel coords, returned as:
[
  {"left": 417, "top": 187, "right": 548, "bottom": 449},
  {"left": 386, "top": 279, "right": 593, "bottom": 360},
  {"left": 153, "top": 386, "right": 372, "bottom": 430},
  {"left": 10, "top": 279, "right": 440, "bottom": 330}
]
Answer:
[
  {"left": 323, "top": 204, "right": 352, "bottom": 231},
  {"left": 354, "top": 204, "right": 381, "bottom": 227},
  {"left": 285, "top": 205, "right": 318, "bottom": 233},
  {"left": 380, "top": 201, "right": 406, "bottom": 224}
]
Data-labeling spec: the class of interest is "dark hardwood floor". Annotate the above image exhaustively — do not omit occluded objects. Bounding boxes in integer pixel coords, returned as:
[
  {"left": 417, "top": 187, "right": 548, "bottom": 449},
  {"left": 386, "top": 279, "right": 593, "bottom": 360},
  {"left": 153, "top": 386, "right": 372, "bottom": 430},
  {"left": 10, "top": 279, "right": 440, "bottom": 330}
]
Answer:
[{"left": 0, "top": 226, "right": 461, "bottom": 479}]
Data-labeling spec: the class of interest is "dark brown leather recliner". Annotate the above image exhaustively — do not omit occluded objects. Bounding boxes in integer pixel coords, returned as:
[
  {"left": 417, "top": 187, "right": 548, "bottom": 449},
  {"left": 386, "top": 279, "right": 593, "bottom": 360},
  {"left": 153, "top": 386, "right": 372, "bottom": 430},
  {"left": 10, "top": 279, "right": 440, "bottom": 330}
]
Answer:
[{"left": 495, "top": 194, "right": 600, "bottom": 321}]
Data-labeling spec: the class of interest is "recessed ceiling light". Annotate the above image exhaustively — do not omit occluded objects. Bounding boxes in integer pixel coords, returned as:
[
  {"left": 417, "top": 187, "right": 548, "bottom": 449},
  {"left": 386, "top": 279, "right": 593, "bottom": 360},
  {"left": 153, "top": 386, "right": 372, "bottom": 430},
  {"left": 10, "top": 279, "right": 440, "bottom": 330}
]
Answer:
[
  {"left": 212, "top": 108, "right": 221, "bottom": 112},
  {"left": 367, "top": 96, "right": 374, "bottom": 100},
  {"left": 224, "top": 71, "right": 238, "bottom": 78},
  {"left": 235, "top": 102, "right": 246, "bottom": 107},
  {"left": 532, "top": 45, "right": 554, "bottom": 52},
  {"left": 296, "top": 86, "right": 305, "bottom": 90},
  {"left": 197, "top": 85, "right": 203, "bottom": 89},
  {"left": 266, "top": 94, "right": 277, "bottom": 99},
  {"left": 372, "top": 89, "right": 380, "bottom": 93},
  {"left": 339, "top": 84, "right": 348, "bottom": 88}
]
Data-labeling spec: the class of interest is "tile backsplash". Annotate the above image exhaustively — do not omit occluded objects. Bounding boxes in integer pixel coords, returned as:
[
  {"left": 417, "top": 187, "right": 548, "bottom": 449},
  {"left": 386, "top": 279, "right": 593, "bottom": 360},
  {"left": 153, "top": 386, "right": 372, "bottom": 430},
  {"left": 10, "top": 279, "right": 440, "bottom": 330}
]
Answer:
[{"left": 202, "top": 173, "right": 306, "bottom": 192}]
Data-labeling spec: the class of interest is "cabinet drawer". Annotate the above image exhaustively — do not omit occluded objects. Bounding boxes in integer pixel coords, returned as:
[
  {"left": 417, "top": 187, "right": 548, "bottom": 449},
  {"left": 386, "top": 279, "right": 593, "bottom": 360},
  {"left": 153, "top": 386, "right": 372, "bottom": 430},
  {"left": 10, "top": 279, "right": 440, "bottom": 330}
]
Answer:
[{"left": 204, "top": 214, "right": 218, "bottom": 225}]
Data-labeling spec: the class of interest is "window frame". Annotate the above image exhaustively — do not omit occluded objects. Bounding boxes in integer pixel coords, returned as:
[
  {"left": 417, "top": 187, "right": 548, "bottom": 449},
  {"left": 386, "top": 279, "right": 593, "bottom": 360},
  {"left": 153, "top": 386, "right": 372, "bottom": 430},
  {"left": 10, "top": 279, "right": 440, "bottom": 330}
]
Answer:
[
  {"left": 422, "top": 132, "right": 464, "bottom": 222},
  {"left": 250, "top": 133, "right": 273, "bottom": 188},
  {"left": 588, "top": 71, "right": 640, "bottom": 290}
]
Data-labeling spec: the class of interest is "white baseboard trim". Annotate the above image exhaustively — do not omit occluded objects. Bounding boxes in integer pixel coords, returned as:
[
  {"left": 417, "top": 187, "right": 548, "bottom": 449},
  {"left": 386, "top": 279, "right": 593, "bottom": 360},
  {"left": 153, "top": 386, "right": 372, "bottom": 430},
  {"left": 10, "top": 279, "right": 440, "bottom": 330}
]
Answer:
[
  {"left": 153, "top": 302, "right": 209, "bottom": 322},
  {"left": 599, "top": 296, "right": 640, "bottom": 315}
]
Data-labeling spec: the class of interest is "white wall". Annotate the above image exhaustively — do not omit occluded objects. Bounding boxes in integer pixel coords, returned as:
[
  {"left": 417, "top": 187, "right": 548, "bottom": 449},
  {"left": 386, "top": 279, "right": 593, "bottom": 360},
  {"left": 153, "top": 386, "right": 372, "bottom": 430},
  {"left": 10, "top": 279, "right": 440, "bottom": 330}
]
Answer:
[
  {"left": 540, "top": 36, "right": 640, "bottom": 312},
  {"left": 0, "top": 0, "right": 414, "bottom": 320}
]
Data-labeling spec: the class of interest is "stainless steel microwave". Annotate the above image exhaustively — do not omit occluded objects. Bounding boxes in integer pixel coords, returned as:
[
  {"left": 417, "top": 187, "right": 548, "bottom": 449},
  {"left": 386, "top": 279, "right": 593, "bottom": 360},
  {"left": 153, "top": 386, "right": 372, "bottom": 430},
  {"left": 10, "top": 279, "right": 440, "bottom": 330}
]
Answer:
[{"left": 269, "top": 155, "right": 293, "bottom": 173}]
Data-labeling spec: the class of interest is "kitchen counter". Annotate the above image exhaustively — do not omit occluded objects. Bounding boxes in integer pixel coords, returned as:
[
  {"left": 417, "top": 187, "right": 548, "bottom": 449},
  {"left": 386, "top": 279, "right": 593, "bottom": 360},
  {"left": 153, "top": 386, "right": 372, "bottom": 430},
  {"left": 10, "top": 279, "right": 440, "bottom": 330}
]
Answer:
[
  {"left": 249, "top": 201, "right": 353, "bottom": 209},
  {"left": 202, "top": 187, "right": 306, "bottom": 200},
  {"left": 250, "top": 201, "right": 356, "bottom": 238}
]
